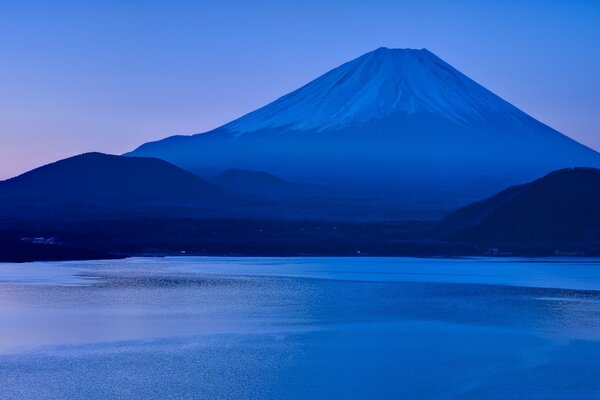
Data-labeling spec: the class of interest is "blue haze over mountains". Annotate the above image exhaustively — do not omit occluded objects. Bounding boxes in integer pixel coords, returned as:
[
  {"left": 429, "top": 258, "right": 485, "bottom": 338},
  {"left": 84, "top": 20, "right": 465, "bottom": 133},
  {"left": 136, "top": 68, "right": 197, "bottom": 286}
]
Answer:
[
  {"left": 2, "top": 48, "right": 600, "bottom": 260},
  {"left": 129, "top": 47, "right": 600, "bottom": 201}
]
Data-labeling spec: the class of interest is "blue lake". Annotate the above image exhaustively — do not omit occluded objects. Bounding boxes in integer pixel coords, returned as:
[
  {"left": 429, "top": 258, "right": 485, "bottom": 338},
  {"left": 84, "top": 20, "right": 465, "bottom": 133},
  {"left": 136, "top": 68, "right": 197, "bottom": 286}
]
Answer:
[{"left": 1, "top": 257, "right": 600, "bottom": 399}]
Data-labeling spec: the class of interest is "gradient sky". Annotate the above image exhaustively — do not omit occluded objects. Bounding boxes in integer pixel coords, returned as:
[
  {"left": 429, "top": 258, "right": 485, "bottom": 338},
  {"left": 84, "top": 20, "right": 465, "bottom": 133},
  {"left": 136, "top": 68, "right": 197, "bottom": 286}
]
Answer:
[{"left": 1, "top": 0, "right": 599, "bottom": 179}]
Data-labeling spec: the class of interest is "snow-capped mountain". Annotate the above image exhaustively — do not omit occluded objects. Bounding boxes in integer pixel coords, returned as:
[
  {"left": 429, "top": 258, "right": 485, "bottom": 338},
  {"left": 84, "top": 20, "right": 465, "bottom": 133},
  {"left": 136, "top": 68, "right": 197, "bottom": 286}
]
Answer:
[
  {"left": 226, "top": 48, "right": 526, "bottom": 133},
  {"left": 127, "top": 47, "right": 600, "bottom": 200}
]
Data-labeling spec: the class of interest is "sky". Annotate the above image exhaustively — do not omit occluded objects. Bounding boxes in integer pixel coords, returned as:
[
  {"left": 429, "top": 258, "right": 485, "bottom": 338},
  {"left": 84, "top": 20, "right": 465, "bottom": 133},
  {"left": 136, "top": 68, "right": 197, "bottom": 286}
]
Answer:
[{"left": 1, "top": 0, "right": 599, "bottom": 179}]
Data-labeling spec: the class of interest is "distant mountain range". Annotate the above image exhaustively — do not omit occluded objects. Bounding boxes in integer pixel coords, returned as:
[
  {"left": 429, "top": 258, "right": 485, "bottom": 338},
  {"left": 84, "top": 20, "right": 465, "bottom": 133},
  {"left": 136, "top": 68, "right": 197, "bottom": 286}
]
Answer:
[
  {"left": 2, "top": 47, "right": 600, "bottom": 260},
  {"left": 1, "top": 153, "right": 600, "bottom": 260},
  {"left": 0, "top": 152, "right": 437, "bottom": 222},
  {"left": 210, "top": 168, "right": 289, "bottom": 194},
  {"left": 128, "top": 47, "right": 600, "bottom": 202}
]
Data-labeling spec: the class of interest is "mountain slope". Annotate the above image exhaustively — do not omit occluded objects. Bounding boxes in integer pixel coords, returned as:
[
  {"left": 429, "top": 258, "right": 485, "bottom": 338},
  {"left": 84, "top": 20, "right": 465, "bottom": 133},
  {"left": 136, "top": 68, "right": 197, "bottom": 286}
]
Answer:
[
  {"left": 222, "top": 47, "right": 543, "bottom": 133},
  {"left": 210, "top": 168, "right": 288, "bottom": 190},
  {"left": 436, "top": 168, "right": 600, "bottom": 244},
  {"left": 0, "top": 152, "right": 218, "bottom": 219},
  {"left": 127, "top": 47, "right": 600, "bottom": 198}
]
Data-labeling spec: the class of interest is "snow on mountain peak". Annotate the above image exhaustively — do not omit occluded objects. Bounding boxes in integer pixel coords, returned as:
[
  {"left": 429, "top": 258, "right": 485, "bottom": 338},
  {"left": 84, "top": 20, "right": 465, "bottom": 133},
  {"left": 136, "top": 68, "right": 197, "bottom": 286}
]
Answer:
[
  {"left": 128, "top": 47, "right": 600, "bottom": 192},
  {"left": 224, "top": 47, "right": 518, "bottom": 134}
]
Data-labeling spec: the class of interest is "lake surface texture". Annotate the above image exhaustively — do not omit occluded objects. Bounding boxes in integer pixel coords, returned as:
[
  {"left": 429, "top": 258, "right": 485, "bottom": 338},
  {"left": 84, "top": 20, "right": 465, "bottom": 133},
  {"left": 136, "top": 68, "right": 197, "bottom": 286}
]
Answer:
[{"left": 1, "top": 257, "right": 600, "bottom": 399}]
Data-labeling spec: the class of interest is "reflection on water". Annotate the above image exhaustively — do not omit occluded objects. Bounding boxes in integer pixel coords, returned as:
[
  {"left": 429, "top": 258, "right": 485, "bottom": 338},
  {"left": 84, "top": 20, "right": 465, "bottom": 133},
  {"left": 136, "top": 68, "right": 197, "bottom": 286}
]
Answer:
[{"left": 1, "top": 257, "right": 600, "bottom": 399}]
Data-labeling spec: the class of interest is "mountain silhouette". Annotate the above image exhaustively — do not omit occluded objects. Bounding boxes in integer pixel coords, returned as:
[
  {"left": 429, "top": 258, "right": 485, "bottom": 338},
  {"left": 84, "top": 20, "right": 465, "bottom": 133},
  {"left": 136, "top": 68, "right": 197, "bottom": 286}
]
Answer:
[
  {"left": 210, "top": 168, "right": 289, "bottom": 191},
  {"left": 436, "top": 167, "right": 600, "bottom": 245},
  {"left": 128, "top": 47, "right": 600, "bottom": 198},
  {"left": 0, "top": 152, "right": 219, "bottom": 219}
]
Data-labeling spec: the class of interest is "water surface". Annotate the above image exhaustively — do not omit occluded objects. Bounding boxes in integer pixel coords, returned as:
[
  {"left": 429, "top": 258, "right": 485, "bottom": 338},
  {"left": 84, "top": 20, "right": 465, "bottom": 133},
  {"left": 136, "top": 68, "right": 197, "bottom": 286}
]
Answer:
[{"left": 1, "top": 257, "right": 600, "bottom": 399}]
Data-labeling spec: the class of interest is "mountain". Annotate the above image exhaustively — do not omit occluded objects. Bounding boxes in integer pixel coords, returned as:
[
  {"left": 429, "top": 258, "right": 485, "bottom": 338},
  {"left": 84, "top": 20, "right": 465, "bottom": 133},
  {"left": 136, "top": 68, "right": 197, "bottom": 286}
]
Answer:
[
  {"left": 0, "top": 152, "right": 219, "bottom": 220},
  {"left": 436, "top": 168, "right": 600, "bottom": 246},
  {"left": 0, "top": 152, "right": 439, "bottom": 225},
  {"left": 210, "top": 168, "right": 289, "bottom": 192},
  {"left": 127, "top": 47, "right": 600, "bottom": 202}
]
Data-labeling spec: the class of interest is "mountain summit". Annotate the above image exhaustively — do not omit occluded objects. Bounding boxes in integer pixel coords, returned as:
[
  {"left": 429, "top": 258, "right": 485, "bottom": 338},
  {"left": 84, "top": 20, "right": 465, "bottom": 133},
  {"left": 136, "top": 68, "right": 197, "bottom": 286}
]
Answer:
[
  {"left": 225, "top": 47, "right": 526, "bottom": 133},
  {"left": 128, "top": 48, "right": 600, "bottom": 203}
]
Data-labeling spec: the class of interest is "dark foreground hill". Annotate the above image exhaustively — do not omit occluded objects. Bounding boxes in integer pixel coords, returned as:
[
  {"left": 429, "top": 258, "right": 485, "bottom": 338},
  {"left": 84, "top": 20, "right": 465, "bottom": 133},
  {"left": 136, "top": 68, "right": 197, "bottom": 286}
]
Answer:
[
  {"left": 436, "top": 168, "right": 600, "bottom": 250},
  {"left": 3, "top": 162, "right": 600, "bottom": 261},
  {"left": 0, "top": 152, "right": 221, "bottom": 220}
]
